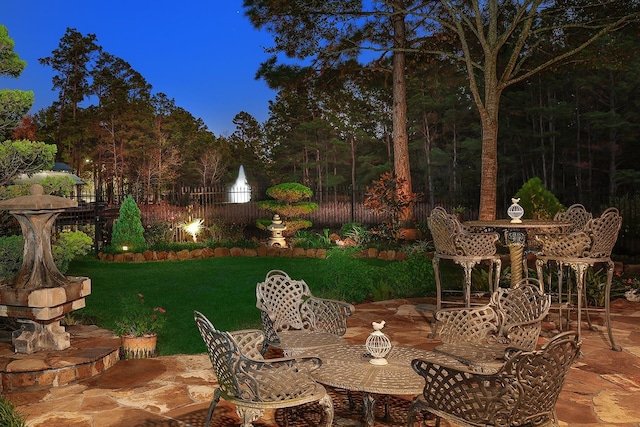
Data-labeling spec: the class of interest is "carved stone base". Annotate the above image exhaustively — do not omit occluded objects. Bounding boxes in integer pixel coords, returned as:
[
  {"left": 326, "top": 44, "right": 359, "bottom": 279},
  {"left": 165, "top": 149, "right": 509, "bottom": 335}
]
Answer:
[{"left": 12, "top": 319, "right": 70, "bottom": 354}]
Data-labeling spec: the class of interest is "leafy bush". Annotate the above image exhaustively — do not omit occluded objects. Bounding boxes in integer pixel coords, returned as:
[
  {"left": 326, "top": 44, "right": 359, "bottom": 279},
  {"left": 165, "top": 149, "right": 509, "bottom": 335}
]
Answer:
[
  {"left": 0, "top": 231, "right": 93, "bottom": 280},
  {"left": 322, "top": 247, "right": 378, "bottom": 302},
  {"left": 144, "top": 221, "right": 174, "bottom": 247},
  {"left": 52, "top": 231, "right": 93, "bottom": 274},
  {"left": 364, "top": 171, "right": 420, "bottom": 228},
  {"left": 320, "top": 248, "right": 435, "bottom": 302},
  {"left": 514, "top": 177, "right": 564, "bottom": 220},
  {"left": 0, "top": 235, "right": 22, "bottom": 282},
  {"left": 291, "top": 229, "right": 332, "bottom": 249},
  {"left": 340, "top": 222, "right": 371, "bottom": 246},
  {"left": 207, "top": 219, "right": 244, "bottom": 242},
  {"left": 111, "top": 196, "right": 146, "bottom": 251},
  {"left": 377, "top": 254, "right": 435, "bottom": 299},
  {"left": 40, "top": 175, "right": 74, "bottom": 196},
  {"left": 0, "top": 395, "right": 26, "bottom": 427}
]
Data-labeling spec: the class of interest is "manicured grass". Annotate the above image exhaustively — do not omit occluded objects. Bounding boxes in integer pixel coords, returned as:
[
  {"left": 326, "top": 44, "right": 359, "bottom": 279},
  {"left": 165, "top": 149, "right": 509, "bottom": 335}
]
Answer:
[
  {"left": 67, "top": 256, "right": 397, "bottom": 356},
  {"left": 66, "top": 254, "right": 486, "bottom": 356}
]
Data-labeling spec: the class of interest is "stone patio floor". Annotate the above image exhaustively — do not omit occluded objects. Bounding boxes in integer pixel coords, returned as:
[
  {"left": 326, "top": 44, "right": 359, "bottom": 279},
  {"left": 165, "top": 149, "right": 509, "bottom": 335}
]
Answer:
[{"left": 5, "top": 297, "right": 640, "bottom": 426}]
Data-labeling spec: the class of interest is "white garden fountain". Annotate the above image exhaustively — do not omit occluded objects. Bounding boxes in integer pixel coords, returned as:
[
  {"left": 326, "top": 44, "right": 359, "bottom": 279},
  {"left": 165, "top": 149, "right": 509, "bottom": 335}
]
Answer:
[{"left": 228, "top": 165, "right": 251, "bottom": 203}]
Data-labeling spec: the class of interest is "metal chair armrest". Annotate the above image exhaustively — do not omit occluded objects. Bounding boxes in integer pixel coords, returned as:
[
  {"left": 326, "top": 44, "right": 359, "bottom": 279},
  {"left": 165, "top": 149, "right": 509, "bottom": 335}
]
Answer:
[{"left": 300, "top": 296, "right": 355, "bottom": 336}]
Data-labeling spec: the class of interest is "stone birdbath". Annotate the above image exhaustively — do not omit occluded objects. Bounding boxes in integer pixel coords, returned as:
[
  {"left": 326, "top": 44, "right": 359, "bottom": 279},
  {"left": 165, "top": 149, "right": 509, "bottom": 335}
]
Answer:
[{"left": 0, "top": 184, "right": 91, "bottom": 354}]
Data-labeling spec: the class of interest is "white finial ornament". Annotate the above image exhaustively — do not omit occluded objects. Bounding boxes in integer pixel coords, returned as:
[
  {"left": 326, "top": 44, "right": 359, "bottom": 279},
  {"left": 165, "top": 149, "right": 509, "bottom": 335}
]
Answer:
[
  {"left": 365, "top": 320, "right": 392, "bottom": 365},
  {"left": 508, "top": 198, "right": 524, "bottom": 223}
]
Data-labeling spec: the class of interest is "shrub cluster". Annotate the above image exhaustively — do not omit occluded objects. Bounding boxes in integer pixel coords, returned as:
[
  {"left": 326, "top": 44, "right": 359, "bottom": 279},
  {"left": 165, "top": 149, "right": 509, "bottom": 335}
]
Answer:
[{"left": 0, "top": 231, "right": 93, "bottom": 282}]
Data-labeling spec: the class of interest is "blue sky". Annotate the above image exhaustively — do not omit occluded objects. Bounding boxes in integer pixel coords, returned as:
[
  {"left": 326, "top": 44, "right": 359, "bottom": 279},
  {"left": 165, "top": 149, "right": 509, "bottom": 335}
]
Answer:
[{"left": 2, "top": 1, "right": 276, "bottom": 136}]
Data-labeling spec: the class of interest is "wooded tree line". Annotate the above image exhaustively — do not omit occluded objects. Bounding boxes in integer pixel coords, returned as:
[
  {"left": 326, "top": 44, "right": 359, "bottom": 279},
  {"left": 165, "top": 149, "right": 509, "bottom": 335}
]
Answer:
[{"left": 2, "top": 0, "right": 640, "bottom": 215}]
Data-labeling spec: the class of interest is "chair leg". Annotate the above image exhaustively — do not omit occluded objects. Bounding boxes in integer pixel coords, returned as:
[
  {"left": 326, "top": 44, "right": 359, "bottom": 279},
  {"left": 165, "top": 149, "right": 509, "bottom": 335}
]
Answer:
[
  {"left": 573, "top": 263, "right": 587, "bottom": 354},
  {"left": 460, "top": 262, "right": 475, "bottom": 308},
  {"left": 605, "top": 261, "right": 622, "bottom": 351},
  {"left": 493, "top": 259, "right": 502, "bottom": 294},
  {"left": 407, "top": 398, "right": 425, "bottom": 427},
  {"left": 319, "top": 393, "right": 334, "bottom": 427},
  {"left": 236, "top": 405, "right": 263, "bottom": 427},
  {"left": 433, "top": 257, "right": 442, "bottom": 312},
  {"left": 206, "top": 389, "right": 221, "bottom": 427},
  {"left": 429, "top": 258, "right": 442, "bottom": 339}
]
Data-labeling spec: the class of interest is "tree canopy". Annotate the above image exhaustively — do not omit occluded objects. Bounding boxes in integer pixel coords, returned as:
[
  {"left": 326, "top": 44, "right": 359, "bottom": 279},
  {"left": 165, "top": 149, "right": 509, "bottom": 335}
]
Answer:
[{"left": 0, "top": 25, "right": 33, "bottom": 141}]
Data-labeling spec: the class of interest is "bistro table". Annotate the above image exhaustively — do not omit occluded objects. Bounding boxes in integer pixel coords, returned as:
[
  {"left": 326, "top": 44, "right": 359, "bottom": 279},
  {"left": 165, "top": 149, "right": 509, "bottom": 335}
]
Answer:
[
  {"left": 304, "top": 343, "right": 489, "bottom": 427},
  {"left": 465, "top": 219, "right": 572, "bottom": 287}
]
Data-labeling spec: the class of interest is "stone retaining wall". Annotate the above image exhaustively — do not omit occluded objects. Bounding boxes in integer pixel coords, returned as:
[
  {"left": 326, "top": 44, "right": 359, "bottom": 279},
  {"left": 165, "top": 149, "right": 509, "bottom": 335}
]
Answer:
[{"left": 98, "top": 246, "right": 409, "bottom": 262}]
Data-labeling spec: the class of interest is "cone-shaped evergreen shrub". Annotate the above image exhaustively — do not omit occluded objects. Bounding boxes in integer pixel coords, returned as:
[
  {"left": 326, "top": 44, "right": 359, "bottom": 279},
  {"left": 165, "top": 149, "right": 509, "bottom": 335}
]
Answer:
[{"left": 111, "top": 196, "right": 146, "bottom": 251}]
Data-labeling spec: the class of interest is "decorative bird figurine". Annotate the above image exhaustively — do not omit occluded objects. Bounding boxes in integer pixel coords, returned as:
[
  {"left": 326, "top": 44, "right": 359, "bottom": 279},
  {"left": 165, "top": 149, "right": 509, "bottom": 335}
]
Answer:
[{"left": 372, "top": 320, "right": 385, "bottom": 331}]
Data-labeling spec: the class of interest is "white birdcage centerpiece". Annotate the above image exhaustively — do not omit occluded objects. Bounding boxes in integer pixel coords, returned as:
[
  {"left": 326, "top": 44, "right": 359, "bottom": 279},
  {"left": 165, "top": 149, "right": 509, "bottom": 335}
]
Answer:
[
  {"left": 365, "top": 321, "right": 392, "bottom": 365},
  {"left": 508, "top": 198, "right": 524, "bottom": 223}
]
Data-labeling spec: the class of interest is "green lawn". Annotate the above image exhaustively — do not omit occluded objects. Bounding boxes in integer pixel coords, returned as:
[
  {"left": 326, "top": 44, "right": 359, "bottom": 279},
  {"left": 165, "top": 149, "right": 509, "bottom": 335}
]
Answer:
[
  {"left": 66, "top": 256, "right": 399, "bottom": 355},
  {"left": 66, "top": 254, "right": 476, "bottom": 356}
]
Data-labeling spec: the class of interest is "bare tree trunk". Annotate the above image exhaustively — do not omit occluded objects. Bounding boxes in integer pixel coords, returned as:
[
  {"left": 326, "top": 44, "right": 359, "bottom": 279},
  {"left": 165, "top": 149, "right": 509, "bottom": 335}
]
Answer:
[{"left": 391, "top": 6, "right": 413, "bottom": 224}]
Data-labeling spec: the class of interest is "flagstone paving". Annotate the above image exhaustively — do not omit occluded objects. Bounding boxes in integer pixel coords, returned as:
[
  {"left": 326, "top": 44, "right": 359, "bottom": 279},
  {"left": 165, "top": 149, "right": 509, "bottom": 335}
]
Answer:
[{"left": 5, "top": 297, "right": 640, "bottom": 426}]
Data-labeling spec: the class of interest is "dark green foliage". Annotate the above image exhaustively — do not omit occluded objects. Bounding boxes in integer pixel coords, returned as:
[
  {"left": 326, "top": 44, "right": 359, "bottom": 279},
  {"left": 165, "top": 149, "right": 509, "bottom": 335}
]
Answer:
[
  {"left": 143, "top": 221, "right": 174, "bottom": 247},
  {"left": 322, "top": 248, "right": 435, "bottom": 302},
  {"left": 266, "top": 183, "right": 313, "bottom": 203},
  {"left": 114, "top": 293, "right": 167, "bottom": 337},
  {"left": 66, "top": 254, "right": 437, "bottom": 355},
  {"left": 0, "top": 231, "right": 93, "bottom": 281},
  {"left": 206, "top": 219, "right": 245, "bottom": 243},
  {"left": 258, "top": 183, "right": 318, "bottom": 219},
  {"left": 110, "top": 196, "right": 146, "bottom": 251},
  {"left": 51, "top": 231, "right": 93, "bottom": 274},
  {"left": 257, "top": 182, "right": 318, "bottom": 235},
  {"left": 514, "top": 177, "right": 564, "bottom": 220},
  {"left": 0, "top": 140, "right": 56, "bottom": 186},
  {"left": 0, "top": 234, "right": 22, "bottom": 282},
  {"left": 0, "top": 394, "right": 26, "bottom": 427},
  {"left": 291, "top": 229, "right": 332, "bottom": 249}
]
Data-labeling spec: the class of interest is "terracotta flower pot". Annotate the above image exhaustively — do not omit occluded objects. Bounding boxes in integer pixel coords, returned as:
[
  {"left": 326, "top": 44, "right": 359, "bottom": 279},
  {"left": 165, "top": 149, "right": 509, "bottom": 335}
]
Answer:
[{"left": 121, "top": 334, "right": 157, "bottom": 359}]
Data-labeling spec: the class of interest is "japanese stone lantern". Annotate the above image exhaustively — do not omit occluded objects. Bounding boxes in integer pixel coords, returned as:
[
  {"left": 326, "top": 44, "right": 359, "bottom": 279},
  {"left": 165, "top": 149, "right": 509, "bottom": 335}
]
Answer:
[
  {"left": 0, "top": 184, "right": 91, "bottom": 354},
  {"left": 267, "top": 214, "right": 287, "bottom": 247}
]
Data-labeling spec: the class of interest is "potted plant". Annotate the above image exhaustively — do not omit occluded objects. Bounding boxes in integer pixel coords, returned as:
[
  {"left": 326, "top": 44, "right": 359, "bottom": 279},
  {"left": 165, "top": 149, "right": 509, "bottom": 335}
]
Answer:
[{"left": 115, "top": 293, "right": 166, "bottom": 359}]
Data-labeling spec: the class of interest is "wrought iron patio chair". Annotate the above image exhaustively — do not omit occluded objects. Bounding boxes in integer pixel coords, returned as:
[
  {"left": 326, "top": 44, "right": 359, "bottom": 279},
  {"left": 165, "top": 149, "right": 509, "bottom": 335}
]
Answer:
[
  {"left": 194, "top": 310, "right": 334, "bottom": 427},
  {"left": 256, "top": 269, "right": 355, "bottom": 356},
  {"left": 408, "top": 330, "right": 581, "bottom": 427},
  {"left": 432, "top": 278, "right": 551, "bottom": 370},
  {"left": 535, "top": 207, "right": 622, "bottom": 351},
  {"left": 428, "top": 207, "right": 502, "bottom": 310},
  {"left": 538, "top": 204, "right": 594, "bottom": 328}
]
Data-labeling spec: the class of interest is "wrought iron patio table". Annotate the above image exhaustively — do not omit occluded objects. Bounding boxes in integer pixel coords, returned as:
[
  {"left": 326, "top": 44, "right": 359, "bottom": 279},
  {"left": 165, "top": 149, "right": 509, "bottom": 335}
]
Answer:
[
  {"left": 304, "top": 343, "right": 494, "bottom": 426},
  {"left": 465, "top": 219, "right": 572, "bottom": 287}
]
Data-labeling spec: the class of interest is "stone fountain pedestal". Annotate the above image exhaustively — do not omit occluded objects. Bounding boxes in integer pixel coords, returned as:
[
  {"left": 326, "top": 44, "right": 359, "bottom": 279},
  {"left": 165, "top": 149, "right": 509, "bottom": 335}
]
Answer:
[
  {"left": 0, "top": 184, "right": 91, "bottom": 354},
  {"left": 0, "top": 277, "right": 91, "bottom": 353}
]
